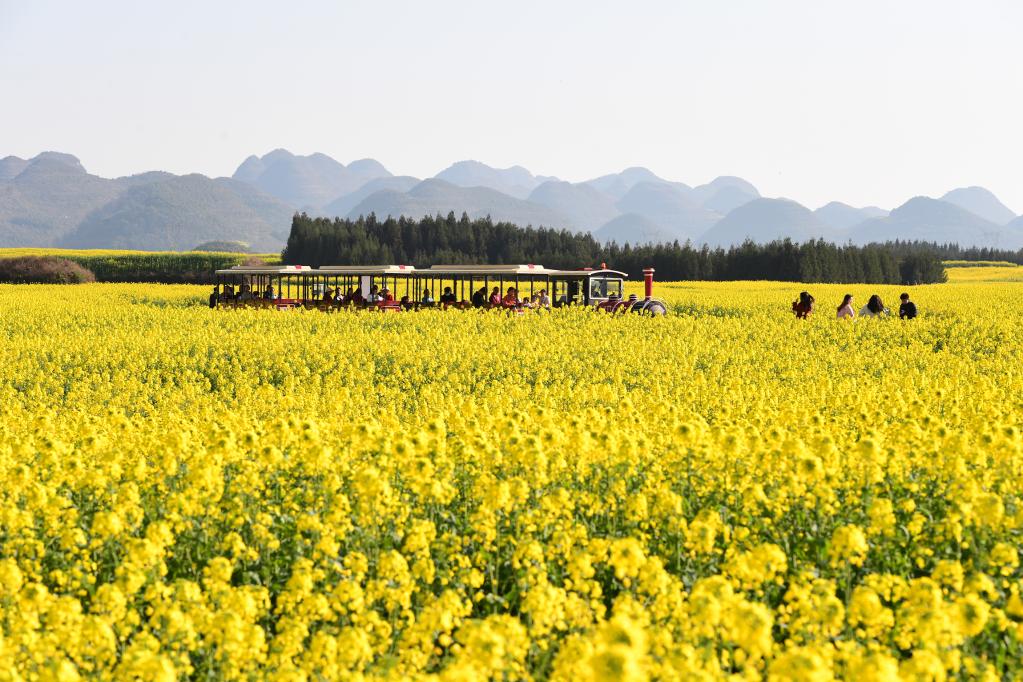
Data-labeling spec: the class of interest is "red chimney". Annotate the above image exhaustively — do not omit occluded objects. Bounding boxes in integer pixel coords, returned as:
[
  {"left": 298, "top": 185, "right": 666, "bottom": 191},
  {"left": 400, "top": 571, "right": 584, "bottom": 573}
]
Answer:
[{"left": 643, "top": 268, "right": 655, "bottom": 299}]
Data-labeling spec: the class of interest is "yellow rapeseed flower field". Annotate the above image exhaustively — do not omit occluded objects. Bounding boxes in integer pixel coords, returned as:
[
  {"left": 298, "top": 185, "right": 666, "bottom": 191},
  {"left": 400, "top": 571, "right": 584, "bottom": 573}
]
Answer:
[{"left": 0, "top": 268, "right": 1021, "bottom": 680}]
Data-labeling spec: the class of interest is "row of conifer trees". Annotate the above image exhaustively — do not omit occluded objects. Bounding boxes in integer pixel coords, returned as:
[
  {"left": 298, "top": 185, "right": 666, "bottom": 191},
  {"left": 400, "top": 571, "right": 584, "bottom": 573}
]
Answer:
[{"left": 282, "top": 212, "right": 951, "bottom": 284}]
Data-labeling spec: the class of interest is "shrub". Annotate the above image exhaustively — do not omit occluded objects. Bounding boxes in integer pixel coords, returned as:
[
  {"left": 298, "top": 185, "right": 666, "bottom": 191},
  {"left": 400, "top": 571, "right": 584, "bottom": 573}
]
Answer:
[
  {"left": 193, "top": 240, "right": 252, "bottom": 253},
  {"left": 0, "top": 256, "right": 96, "bottom": 284}
]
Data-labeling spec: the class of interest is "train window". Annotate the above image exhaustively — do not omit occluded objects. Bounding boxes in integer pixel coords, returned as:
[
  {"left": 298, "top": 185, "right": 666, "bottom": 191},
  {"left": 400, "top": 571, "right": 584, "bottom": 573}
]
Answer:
[{"left": 589, "top": 278, "right": 622, "bottom": 299}]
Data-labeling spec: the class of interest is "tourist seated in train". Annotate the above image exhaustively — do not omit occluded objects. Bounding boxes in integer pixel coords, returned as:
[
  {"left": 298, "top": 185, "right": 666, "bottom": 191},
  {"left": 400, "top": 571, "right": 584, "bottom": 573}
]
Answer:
[
  {"left": 400, "top": 295, "right": 412, "bottom": 309},
  {"left": 237, "top": 284, "right": 254, "bottom": 301},
  {"left": 263, "top": 284, "right": 276, "bottom": 300},
  {"left": 368, "top": 284, "right": 383, "bottom": 303},
  {"left": 421, "top": 289, "right": 435, "bottom": 305},
  {"left": 537, "top": 289, "right": 551, "bottom": 309},
  {"left": 471, "top": 286, "right": 488, "bottom": 308},
  {"left": 349, "top": 287, "right": 364, "bottom": 305},
  {"left": 321, "top": 286, "right": 334, "bottom": 303},
  {"left": 333, "top": 288, "right": 345, "bottom": 304},
  {"left": 489, "top": 286, "right": 502, "bottom": 307},
  {"left": 382, "top": 287, "right": 395, "bottom": 302},
  {"left": 502, "top": 287, "right": 519, "bottom": 307},
  {"left": 440, "top": 287, "right": 457, "bottom": 305}
]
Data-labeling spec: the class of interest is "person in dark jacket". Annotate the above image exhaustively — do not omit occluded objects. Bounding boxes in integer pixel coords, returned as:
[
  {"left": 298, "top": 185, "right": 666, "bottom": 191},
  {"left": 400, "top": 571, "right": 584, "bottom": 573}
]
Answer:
[
  {"left": 899, "top": 292, "right": 918, "bottom": 319},
  {"left": 471, "top": 286, "right": 487, "bottom": 308},
  {"left": 209, "top": 285, "right": 220, "bottom": 309}
]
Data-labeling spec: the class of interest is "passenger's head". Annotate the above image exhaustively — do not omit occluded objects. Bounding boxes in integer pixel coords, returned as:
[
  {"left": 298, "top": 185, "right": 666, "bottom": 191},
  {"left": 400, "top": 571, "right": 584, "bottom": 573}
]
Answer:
[
  {"left": 492, "top": 287, "right": 499, "bottom": 294},
  {"left": 507, "top": 287, "right": 515, "bottom": 295},
  {"left": 370, "top": 284, "right": 379, "bottom": 293},
  {"left": 900, "top": 292, "right": 910, "bottom": 302},
  {"left": 444, "top": 287, "right": 452, "bottom": 294}
]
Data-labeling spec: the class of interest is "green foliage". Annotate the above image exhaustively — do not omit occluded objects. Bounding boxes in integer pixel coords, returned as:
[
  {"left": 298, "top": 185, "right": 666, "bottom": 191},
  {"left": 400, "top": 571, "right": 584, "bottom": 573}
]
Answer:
[
  {"left": 282, "top": 213, "right": 948, "bottom": 284},
  {"left": 193, "top": 240, "right": 252, "bottom": 253},
  {"left": 0, "top": 256, "right": 96, "bottom": 284}
]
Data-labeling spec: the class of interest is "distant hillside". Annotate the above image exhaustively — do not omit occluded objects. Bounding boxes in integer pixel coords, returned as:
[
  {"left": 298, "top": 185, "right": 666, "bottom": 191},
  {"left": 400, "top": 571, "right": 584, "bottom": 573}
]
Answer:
[
  {"left": 593, "top": 213, "right": 677, "bottom": 245},
  {"left": 584, "top": 167, "right": 671, "bottom": 200},
  {"left": 0, "top": 152, "right": 124, "bottom": 246},
  {"left": 232, "top": 149, "right": 391, "bottom": 210},
  {"left": 815, "top": 201, "right": 889, "bottom": 230},
  {"left": 527, "top": 181, "right": 619, "bottom": 231},
  {"left": 321, "top": 176, "right": 421, "bottom": 218},
  {"left": 847, "top": 196, "right": 1023, "bottom": 249},
  {"left": 700, "top": 198, "right": 829, "bottom": 247},
  {"left": 701, "top": 185, "right": 758, "bottom": 214},
  {"left": 433, "top": 160, "right": 553, "bottom": 199},
  {"left": 347, "top": 179, "right": 572, "bottom": 229},
  {"left": 940, "top": 186, "right": 1016, "bottom": 225},
  {"left": 60, "top": 175, "right": 292, "bottom": 251},
  {"left": 0, "top": 156, "right": 30, "bottom": 180},
  {"left": 616, "top": 182, "right": 720, "bottom": 242},
  {"left": 690, "top": 176, "right": 760, "bottom": 205}
]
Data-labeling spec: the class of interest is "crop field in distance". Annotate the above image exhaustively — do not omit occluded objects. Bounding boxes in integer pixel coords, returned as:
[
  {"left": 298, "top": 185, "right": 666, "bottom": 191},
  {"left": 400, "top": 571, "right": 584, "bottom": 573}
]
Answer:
[{"left": 0, "top": 264, "right": 1021, "bottom": 680}]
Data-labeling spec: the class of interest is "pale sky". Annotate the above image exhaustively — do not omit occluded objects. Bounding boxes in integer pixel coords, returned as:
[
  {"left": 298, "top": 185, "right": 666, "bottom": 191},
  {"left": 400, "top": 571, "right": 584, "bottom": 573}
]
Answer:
[{"left": 2, "top": 0, "right": 1021, "bottom": 212}]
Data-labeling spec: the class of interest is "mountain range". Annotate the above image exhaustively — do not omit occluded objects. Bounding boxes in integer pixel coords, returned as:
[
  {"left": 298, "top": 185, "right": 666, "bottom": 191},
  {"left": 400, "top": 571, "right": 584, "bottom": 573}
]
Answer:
[{"left": 2, "top": 148, "right": 1021, "bottom": 252}]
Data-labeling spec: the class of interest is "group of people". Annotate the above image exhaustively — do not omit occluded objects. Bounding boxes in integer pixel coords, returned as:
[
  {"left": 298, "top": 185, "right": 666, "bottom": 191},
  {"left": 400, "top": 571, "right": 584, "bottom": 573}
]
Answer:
[
  {"left": 210, "top": 283, "right": 278, "bottom": 306},
  {"left": 471, "top": 285, "right": 552, "bottom": 309},
  {"left": 792, "top": 291, "right": 918, "bottom": 320},
  {"left": 210, "top": 282, "right": 556, "bottom": 310}
]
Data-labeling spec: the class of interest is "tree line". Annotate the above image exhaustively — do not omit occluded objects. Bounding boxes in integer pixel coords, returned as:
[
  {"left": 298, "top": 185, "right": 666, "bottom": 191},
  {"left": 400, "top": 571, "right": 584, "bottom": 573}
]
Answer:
[{"left": 282, "top": 212, "right": 950, "bottom": 284}]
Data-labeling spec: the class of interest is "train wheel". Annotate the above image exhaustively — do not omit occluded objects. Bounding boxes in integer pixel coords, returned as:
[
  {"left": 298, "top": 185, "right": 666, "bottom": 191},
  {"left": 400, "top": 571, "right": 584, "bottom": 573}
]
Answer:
[{"left": 642, "top": 299, "right": 667, "bottom": 316}]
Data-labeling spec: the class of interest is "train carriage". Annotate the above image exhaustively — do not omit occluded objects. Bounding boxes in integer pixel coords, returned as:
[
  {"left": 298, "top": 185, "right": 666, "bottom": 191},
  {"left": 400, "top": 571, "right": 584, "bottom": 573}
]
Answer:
[
  {"left": 213, "top": 265, "right": 315, "bottom": 308},
  {"left": 213, "top": 262, "right": 666, "bottom": 314}
]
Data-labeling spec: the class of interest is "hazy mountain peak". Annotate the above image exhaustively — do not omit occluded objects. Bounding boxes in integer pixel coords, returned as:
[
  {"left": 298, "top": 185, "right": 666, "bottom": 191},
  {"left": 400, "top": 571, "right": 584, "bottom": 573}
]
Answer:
[
  {"left": 232, "top": 149, "right": 389, "bottom": 210},
  {"left": 845, "top": 196, "right": 1023, "bottom": 250},
  {"left": 527, "top": 180, "right": 620, "bottom": 231},
  {"left": 0, "top": 156, "right": 30, "bottom": 180},
  {"left": 434, "top": 160, "right": 542, "bottom": 199},
  {"left": 814, "top": 201, "right": 889, "bottom": 230},
  {"left": 262, "top": 148, "right": 296, "bottom": 163},
  {"left": 24, "top": 151, "right": 87, "bottom": 174},
  {"left": 940, "top": 186, "right": 1016, "bottom": 225},
  {"left": 347, "top": 158, "right": 391, "bottom": 179},
  {"left": 584, "top": 167, "right": 667, "bottom": 200},
  {"left": 701, "top": 197, "right": 827, "bottom": 247},
  {"left": 690, "top": 176, "right": 760, "bottom": 212}
]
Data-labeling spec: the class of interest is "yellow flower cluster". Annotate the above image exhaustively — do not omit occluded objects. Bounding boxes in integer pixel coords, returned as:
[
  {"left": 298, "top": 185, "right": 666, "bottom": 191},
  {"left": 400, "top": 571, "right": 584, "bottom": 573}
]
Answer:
[{"left": 0, "top": 273, "right": 1021, "bottom": 680}]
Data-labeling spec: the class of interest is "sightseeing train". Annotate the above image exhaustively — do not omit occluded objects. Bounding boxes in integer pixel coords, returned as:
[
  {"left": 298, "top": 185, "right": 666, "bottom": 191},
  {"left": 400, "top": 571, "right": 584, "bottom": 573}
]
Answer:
[{"left": 213, "top": 263, "right": 668, "bottom": 315}]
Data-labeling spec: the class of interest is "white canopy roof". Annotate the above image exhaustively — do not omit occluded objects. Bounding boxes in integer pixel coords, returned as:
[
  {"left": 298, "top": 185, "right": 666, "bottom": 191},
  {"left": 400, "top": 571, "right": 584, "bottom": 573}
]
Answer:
[
  {"left": 214, "top": 265, "right": 313, "bottom": 275},
  {"left": 317, "top": 265, "right": 416, "bottom": 275}
]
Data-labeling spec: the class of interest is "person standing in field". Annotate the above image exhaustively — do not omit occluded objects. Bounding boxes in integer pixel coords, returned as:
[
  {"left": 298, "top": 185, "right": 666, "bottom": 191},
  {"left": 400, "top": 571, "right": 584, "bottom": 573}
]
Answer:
[
  {"left": 209, "top": 285, "right": 220, "bottom": 308},
  {"left": 792, "top": 291, "right": 814, "bottom": 318},
  {"left": 899, "top": 292, "right": 918, "bottom": 319},
  {"left": 837, "top": 294, "right": 855, "bottom": 320},
  {"left": 860, "top": 294, "right": 889, "bottom": 318}
]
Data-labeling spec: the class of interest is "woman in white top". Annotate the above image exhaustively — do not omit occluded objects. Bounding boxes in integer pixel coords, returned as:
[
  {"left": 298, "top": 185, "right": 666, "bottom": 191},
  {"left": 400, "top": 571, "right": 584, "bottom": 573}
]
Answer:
[
  {"left": 836, "top": 294, "right": 855, "bottom": 320},
  {"left": 859, "top": 294, "right": 889, "bottom": 318}
]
